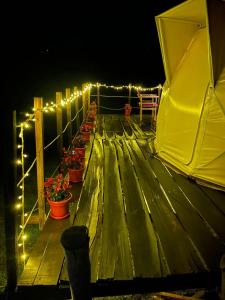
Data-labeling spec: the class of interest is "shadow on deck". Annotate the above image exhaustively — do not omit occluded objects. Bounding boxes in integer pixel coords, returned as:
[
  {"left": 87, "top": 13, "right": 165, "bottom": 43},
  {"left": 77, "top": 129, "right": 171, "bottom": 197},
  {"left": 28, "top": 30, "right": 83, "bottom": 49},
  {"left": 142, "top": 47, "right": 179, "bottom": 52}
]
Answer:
[{"left": 17, "top": 114, "right": 225, "bottom": 299}]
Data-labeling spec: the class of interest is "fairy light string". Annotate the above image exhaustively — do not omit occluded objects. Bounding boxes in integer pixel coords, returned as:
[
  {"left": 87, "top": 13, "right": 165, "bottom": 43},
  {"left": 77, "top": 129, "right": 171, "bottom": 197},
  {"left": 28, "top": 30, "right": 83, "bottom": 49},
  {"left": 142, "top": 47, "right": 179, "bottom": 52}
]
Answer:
[{"left": 15, "top": 81, "right": 162, "bottom": 263}]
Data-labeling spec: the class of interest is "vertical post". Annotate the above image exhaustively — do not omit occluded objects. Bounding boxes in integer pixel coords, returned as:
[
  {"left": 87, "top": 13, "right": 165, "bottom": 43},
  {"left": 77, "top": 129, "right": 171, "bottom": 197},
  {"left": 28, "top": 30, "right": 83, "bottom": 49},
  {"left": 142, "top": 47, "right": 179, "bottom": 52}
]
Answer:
[
  {"left": 1, "top": 110, "right": 18, "bottom": 294},
  {"left": 140, "top": 94, "right": 143, "bottom": 123},
  {"left": 82, "top": 83, "right": 87, "bottom": 121},
  {"left": 56, "top": 92, "right": 63, "bottom": 157},
  {"left": 66, "top": 88, "right": 72, "bottom": 145},
  {"left": 128, "top": 83, "right": 131, "bottom": 105},
  {"left": 87, "top": 85, "right": 91, "bottom": 111},
  {"left": 61, "top": 226, "right": 91, "bottom": 300},
  {"left": 34, "top": 98, "right": 45, "bottom": 230},
  {"left": 220, "top": 254, "right": 225, "bottom": 300},
  {"left": 97, "top": 84, "right": 100, "bottom": 114},
  {"left": 74, "top": 86, "right": 80, "bottom": 130}
]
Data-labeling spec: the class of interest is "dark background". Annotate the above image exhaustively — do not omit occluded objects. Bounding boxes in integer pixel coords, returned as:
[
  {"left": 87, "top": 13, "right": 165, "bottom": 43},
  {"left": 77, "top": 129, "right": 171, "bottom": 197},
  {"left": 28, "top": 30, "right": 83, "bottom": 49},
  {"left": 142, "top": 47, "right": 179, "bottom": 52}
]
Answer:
[{"left": 3, "top": 1, "right": 184, "bottom": 112}]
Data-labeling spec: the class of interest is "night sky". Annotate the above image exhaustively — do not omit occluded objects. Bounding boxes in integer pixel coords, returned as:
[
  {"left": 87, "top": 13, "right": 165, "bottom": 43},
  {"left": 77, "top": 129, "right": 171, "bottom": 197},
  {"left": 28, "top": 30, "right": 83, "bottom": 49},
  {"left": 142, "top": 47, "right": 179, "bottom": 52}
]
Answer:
[{"left": 4, "top": 1, "right": 184, "bottom": 111}]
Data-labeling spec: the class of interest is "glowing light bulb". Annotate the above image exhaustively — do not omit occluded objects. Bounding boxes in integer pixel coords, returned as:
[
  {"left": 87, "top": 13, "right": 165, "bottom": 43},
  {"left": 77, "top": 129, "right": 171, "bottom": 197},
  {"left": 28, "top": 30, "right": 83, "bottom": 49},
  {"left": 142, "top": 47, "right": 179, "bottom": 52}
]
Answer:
[{"left": 21, "top": 254, "right": 27, "bottom": 260}]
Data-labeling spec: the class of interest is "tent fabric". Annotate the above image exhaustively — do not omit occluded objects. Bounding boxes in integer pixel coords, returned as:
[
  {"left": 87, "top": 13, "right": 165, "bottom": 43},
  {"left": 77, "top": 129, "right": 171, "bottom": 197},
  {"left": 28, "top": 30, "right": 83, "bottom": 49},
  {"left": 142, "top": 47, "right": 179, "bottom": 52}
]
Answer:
[{"left": 154, "top": 0, "right": 225, "bottom": 189}]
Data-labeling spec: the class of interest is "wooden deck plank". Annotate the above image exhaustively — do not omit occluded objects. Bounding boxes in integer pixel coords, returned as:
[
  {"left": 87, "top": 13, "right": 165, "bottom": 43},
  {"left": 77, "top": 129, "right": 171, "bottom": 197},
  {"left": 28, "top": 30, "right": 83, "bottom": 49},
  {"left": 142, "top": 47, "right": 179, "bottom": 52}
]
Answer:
[
  {"left": 126, "top": 139, "right": 206, "bottom": 274},
  {"left": 98, "top": 140, "right": 133, "bottom": 280},
  {"left": 138, "top": 140, "right": 225, "bottom": 270},
  {"left": 104, "top": 115, "right": 115, "bottom": 139},
  {"left": 33, "top": 218, "right": 70, "bottom": 285},
  {"left": 72, "top": 140, "right": 101, "bottom": 227},
  {"left": 18, "top": 217, "right": 70, "bottom": 285},
  {"left": 95, "top": 114, "right": 105, "bottom": 140},
  {"left": 89, "top": 145, "right": 104, "bottom": 282},
  {"left": 115, "top": 139, "right": 161, "bottom": 278},
  {"left": 18, "top": 115, "right": 225, "bottom": 291},
  {"left": 120, "top": 118, "right": 136, "bottom": 139},
  {"left": 169, "top": 169, "right": 225, "bottom": 243},
  {"left": 199, "top": 185, "right": 225, "bottom": 216}
]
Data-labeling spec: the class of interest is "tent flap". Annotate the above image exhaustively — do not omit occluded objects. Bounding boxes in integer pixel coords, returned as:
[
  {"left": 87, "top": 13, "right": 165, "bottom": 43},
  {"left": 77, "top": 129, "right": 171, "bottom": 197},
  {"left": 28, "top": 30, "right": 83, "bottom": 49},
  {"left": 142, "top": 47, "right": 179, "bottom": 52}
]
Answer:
[{"left": 155, "top": 0, "right": 225, "bottom": 189}]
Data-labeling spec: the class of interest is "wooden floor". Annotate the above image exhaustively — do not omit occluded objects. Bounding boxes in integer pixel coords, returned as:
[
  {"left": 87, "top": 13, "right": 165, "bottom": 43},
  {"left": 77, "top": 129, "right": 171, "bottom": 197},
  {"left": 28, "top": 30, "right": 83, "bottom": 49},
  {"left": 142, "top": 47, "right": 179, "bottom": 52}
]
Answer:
[{"left": 18, "top": 114, "right": 225, "bottom": 296}]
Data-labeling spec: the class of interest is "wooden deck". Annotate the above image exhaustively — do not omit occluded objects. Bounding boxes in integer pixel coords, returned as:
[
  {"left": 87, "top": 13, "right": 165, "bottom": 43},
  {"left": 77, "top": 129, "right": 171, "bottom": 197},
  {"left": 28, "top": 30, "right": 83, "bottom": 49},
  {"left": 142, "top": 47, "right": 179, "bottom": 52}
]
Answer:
[{"left": 17, "top": 114, "right": 225, "bottom": 297}]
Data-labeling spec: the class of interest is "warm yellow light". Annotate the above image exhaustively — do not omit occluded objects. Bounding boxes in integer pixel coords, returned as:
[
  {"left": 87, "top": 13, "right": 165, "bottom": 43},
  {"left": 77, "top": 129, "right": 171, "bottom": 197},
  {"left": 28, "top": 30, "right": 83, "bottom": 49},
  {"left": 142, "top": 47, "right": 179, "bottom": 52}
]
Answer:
[
  {"left": 17, "top": 159, "right": 22, "bottom": 165},
  {"left": 24, "top": 123, "right": 30, "bottom": 128},
  {"left": 22, "top": 235, "right": 27, "bottom": 240},
  {"left": 18, "top": 243, "right": 22, "bottom": 247},
  {"left": 21, "top": 254, "right": 27, "bottom": 260},
  {"left": 18, "top": 195, "right": 22, "bottom": 199},
  {"left": 23, "top": 154, "right": 28, "bottom": 158},
  {"left": 17, "top": 145, "right": 22, "bottom": 149},
  {"left": 16, "top": 203, "right": 22, "bottom": 209}
]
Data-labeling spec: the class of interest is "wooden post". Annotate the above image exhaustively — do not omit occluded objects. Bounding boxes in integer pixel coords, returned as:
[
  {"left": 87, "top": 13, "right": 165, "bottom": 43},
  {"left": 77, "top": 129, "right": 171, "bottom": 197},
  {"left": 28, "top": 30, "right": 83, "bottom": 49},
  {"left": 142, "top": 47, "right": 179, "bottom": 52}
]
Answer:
[
  {"left": 87, "top": 85, "right": 91, "bottom": 111},
  {"left": 61, "top": 226, "right": 91, "bottom": 300},
  {"left": 97, "top": 84, "right": 100, "bottom": 114},
  {"left": 82, "top": 83, "right": 87, "bottom": 121},
  {"left": 34, "top": 98, "right": 45, "bottom": 230},
  {"left": 66, "top": 88, "right": 72, "bottom": 145},
  {"left": 74, "top": 86, "right": 80, "bottom": 131},
  {"left": 128, "top": 83, "right": 131, "bottom": 105},
  {"left": 1, "top": 110, "right": 18, "bottom": 293},
  {"left": 56, "top": 92, "right": 63, "bottom": 157},
  {"left": 140, "top": 94, "right": 143, "bottom": 123},
  {"left": 220, "top": 254, "right": 225, "bottom": 300}
]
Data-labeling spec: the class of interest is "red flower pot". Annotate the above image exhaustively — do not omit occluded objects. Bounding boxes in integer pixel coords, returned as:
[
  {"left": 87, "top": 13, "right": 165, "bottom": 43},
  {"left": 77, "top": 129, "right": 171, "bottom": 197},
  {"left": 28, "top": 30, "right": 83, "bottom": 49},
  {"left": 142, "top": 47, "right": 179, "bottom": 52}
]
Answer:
[
  {"left": 124, "top": 104, "right": 132, "bottom": 116},
  {"left": 68, "top": 167, "right": 84, "bottom": 183},
  {"left": 47, "top": 192, "right": 72, "bottom": 220},
  {"left": 75, "top": 147, "right": 85, "bottom": 158},
  {"left": 81, "top": 131, "right": 90, "bottom": 141}
]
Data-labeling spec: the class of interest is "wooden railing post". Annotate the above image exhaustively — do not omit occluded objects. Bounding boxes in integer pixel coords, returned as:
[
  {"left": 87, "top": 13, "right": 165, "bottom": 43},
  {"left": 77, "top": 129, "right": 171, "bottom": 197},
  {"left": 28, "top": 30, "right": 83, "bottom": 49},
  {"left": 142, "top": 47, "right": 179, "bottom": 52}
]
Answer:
[
  {"left": 128, "top": 83, "right": 131, "bottom": 105},
  {"left": 66, "top": 88, "right": 72, "bottom": 145},
  {"left": 87, "top": 85, "right": 90, "bottom": 111},
  {"left": 1, "top": 110, "right": 18, "bottom": 293},
  {"left": 140, "top": 94, "right": 143, "bottom": 123},
  {"left": 34, "top": 97, "right": 45, "bottom": 230},
  {"left": 56, "top": 92, "right": 63, "bottom": 157},
  {"left": 74, "top": 86, "right": 80, "bottom": 131},
  {"left": 82, "top": 83, "right": 87, "bottom": 121},
  {"left": 220, "top": 254, "right": 225, "bottom": 300},
  {"left": 97, "top": 84, "right": 100, "bottom": 114}
]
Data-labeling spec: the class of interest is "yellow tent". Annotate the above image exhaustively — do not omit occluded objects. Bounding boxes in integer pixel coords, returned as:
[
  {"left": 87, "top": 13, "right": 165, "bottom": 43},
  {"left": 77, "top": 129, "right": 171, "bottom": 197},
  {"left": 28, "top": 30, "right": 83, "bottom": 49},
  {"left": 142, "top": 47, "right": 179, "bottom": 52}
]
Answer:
[{"left": 154, "top": 0, "right": 225, "bottom": 189}]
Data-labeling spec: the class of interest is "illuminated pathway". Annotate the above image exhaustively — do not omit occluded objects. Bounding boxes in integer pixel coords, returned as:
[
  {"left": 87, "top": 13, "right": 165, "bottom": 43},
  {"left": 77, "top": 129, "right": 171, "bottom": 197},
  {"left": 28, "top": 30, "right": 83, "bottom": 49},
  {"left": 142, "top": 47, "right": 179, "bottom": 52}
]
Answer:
[
  {"left": 18, "top": 115, "right": 225, "bottom": 296},
  {"left": 65, "top": 115, "right": 225, "bottom": 284}
]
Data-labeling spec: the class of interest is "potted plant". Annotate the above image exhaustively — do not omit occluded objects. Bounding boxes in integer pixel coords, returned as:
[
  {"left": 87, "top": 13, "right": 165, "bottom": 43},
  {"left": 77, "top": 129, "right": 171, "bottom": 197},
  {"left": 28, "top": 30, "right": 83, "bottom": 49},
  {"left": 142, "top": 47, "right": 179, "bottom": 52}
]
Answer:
[
  {"left": 124, "top": 103, "right": 132, "bottom": 116},
  {"left": 80, "top": 123, "right": 91, "bottom": 142},
  {"left": 44, "top": 174, "right": 72, "bottom": 220},
  {"left": 72, "top": 135, "right": 86, "bottom": 158},
  {"left": 61, "top": 155, "right": 84, "bottom": 183}
]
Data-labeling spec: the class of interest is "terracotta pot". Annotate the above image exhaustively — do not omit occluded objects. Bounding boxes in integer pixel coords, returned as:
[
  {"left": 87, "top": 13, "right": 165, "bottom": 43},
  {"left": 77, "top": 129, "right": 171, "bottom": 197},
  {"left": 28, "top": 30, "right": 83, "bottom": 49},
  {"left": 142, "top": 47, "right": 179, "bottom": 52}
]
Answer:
[
  {"left": 48, "top": 192, "right": 72, "bottom": 220},
  {"left": 124, "top": 104, "right": 132, "bottom": 116},
  {"left": 81, "top": 131, "right": 90, "bottom": 141},
  {"left": 75, "top": 147, "right": 85, "bottom": 158},
  {"left": 68, "top": 167, "right": 84, "bottom": 183}
]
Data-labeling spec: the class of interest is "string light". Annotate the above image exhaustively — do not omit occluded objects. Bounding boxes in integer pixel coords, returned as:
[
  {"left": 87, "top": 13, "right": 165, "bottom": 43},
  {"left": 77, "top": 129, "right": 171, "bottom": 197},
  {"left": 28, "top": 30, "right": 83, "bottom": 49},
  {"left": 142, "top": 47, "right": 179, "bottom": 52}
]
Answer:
[
  {"left": 16, "top": 203, "right": 22, "bottom": 209},
  {"left": 15, "top": 80, "right": 162, "bottom": 268}
]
